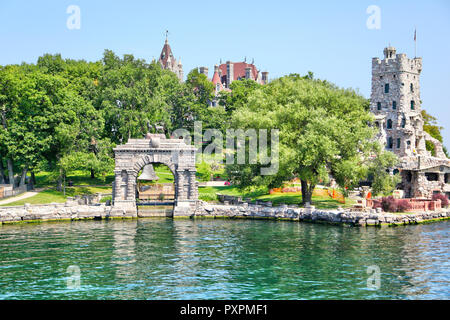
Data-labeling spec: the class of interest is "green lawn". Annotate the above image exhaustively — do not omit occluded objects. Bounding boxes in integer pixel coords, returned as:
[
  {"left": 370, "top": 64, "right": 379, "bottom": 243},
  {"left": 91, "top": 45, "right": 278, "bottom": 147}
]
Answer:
[
  {"left": 152, "top": 164, "right": 174, "bottom": 183},
  {"left": 1, "top": 186, "right": 112, "bottom": 207},
  {"left": 1, "top": 189, "right": 67, "bottom": 206},
  {"left": 35, "top": 170, "right": 115, "bottom": 188},
  {"left": 23, "top": 170, "right": 351, "bottom": 210},
  {"left": 198, "top": 186, "right": 354, "bottom": 209}
]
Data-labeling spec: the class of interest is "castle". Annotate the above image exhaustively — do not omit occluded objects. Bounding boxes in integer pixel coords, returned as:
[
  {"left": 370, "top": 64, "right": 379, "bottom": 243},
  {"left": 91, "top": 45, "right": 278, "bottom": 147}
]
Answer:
[
  {"left": 371, "top": 47, "right": 450, "bottom": 199},
  {"left": 158, "top": 36, "right": 449, "bottom": 200},
  {"left": 158, "top": 37, "right": 184, "bottom": 81},
  {"left": 158, "top": 37, "right": 268, "bottom": 97}
]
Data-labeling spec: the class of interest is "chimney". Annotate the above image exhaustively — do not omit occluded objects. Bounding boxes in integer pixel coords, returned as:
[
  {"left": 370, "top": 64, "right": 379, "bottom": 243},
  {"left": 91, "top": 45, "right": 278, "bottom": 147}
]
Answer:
[
  {"left": 262, "top": 71, "right": 269, "bottom": 84},
  {"left": 199, "top": 66, "right": 209, "bottom": 78},
  {"left": 226, "top": 61, "right": 234, "bottom": 88},
  {"left": 245, "top": 67, "right": 252, "bottom": 80}
]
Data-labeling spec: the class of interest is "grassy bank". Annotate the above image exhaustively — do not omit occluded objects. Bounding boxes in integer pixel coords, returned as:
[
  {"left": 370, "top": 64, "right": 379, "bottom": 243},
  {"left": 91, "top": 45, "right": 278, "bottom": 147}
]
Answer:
[
  {"left": 1, "top": 186, "right": 112, "bottom": 206},
  {"left": 198, "top": 186, "right": 354, "bottom": 209}
]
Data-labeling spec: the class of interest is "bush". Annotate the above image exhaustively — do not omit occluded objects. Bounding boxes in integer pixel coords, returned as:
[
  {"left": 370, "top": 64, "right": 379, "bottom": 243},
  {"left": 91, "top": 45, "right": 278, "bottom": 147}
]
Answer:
[
  {"left": 432, "top": 193, "right": 449, "bottom": 207},
  {"left": 381, "top": 196, "right": 397, "bottom": 212},
  {"left": 372, "top": 199, "right": 382, "bottom": 209},
  {"left": 396, "top": 199, "right": 412, "bottom": 212},
  {"left": 379, "top": 196, "right": 412, "bottom": 212}
]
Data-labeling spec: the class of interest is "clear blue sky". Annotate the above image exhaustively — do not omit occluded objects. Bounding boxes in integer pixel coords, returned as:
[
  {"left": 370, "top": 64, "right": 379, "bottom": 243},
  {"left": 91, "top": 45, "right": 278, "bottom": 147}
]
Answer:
[{"left": 1, "top": 0, "right": 449, "bottom": 149}]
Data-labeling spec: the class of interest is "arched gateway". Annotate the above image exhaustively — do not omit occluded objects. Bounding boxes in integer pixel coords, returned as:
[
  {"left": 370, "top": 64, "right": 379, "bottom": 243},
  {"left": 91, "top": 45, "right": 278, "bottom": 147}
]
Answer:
[{"left": 112, "top": 133, "right": 198, "bottom": 217}]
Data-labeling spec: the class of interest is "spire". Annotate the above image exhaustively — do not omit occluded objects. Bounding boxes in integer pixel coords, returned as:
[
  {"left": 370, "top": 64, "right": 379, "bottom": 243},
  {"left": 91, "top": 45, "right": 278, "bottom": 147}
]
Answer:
[{"left": 159, "top": 33, "right": 175, "bottom": 68}]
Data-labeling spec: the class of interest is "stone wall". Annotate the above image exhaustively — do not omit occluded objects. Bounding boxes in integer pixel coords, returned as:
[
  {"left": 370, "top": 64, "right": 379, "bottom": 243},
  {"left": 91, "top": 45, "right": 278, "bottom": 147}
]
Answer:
[
  {"left": 194, "top": 201, "right": 450, "bottom": 226},
  {"left": 1, "top": 201, "right": 448, "bottom": 227}
]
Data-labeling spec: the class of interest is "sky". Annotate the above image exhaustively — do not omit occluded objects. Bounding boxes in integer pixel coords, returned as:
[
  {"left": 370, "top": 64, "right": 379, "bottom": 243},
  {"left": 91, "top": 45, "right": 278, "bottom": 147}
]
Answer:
[{"left": 0, "top": 0, "right": 449, "bottom": 149}]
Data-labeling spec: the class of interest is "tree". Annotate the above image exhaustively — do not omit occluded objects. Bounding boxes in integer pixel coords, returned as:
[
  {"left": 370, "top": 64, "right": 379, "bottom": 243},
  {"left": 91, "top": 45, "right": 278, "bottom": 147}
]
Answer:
[
  {"left": 97, "top": 51, "right": 178, "bottom": 144},
  {"left": 229, "top": 75, "right": 374, "bottom": 205},
  {"left": 421, "top": 109, "right": 449, "bottom": 157},
  {"left": 185, "top": 68, "right": 214, "bottom": 106},
  {"left": 367, "top": 147, "right": 401, "bottom": 196},
  {"left": 218, "top": 79, "right": 262, "bottom": 114}
]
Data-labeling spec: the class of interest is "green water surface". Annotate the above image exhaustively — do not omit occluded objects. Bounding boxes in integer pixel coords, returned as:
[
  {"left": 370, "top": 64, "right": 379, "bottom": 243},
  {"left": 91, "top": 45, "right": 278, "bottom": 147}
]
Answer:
[{"left": 0, "top": 219, "right": 448, "bottom": 299}]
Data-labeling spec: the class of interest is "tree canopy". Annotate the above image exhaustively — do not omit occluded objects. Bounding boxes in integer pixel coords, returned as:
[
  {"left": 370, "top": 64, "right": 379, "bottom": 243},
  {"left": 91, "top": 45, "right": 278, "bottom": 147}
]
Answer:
[{"left": 226, "top": 75, "right": 391, "bottom": 204}]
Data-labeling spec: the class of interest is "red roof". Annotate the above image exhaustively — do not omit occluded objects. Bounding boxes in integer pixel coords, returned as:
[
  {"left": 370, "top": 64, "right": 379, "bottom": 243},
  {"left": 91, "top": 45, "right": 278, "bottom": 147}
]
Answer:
[
  {"left": 212, "top": 70, "right": 221, "bottom": 84},
  {"left": 218, "top": 62, "right": 259, "bottom": 82},
  {"left": 159, "top": 40, "right": 177, "bottom": 68}
]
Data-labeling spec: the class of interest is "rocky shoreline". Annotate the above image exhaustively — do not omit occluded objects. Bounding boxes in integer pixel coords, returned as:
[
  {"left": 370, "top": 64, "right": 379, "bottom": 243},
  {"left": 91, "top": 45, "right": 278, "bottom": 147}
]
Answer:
[{"left": 0, "top": 201, "right": 449, "bottom": 227}]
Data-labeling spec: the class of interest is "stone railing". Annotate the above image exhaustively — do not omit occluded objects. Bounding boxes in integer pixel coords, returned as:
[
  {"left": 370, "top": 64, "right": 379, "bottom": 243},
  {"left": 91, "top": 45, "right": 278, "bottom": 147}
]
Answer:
[{"left": 367, "top": 198, "right": 443, "bottom": 212}]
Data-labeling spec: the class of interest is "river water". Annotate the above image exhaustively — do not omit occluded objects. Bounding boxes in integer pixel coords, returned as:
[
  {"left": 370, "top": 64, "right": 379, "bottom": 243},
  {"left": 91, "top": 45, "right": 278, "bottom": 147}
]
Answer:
[{"left": 0, "top": 219, "right": 448, "bottom": 299}]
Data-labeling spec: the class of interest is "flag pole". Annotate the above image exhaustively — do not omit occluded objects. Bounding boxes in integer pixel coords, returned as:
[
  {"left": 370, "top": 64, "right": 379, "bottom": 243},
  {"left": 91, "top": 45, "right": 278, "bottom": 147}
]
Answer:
[{"left": 414, "top": 27, "right": 417, "bottom": 58}]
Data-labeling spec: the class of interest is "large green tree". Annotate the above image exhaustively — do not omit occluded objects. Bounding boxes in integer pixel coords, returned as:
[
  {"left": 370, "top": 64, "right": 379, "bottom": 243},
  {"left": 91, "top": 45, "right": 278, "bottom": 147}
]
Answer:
[
  {"left": 228, "top": 75, "right": 376, "bottom": 205},
  {"left": 422, "top": 109, "right": 448, "bottom": 157}
]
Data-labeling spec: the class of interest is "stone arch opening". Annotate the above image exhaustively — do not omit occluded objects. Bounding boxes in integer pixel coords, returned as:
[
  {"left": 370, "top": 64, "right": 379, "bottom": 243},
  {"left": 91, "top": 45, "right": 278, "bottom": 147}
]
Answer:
[
  {"left": 135, "top": 162, "right": 175, "bottom": 217},
  {"left": 112, "top": 134, "right": 198, "bottom": 217}
]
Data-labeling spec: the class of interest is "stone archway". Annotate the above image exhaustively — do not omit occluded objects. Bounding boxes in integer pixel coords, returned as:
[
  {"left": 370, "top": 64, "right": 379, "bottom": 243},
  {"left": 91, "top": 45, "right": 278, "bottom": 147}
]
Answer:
[{"left": 112, "top": 133, "right": 198, "bottom": 217}]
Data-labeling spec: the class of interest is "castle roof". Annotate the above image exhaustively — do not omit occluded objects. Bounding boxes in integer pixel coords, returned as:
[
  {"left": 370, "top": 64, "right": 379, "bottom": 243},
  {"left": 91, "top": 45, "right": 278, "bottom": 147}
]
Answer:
[
  {"left": 219, "top": 62, "right": 259, "bottom": 82},
  {"left": 211, "top": 67, "right": 224, "bottom": 91},
  {"left": 159, "top": 39, "right": 177, "bottom": 68}
]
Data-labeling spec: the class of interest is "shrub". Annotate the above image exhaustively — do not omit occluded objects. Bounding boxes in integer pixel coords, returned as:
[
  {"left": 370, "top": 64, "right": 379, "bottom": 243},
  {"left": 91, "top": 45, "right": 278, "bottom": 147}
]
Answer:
[
  {"left": 379, "top": 196, "right": 412, "bottom": 212},
  {"left": 396, "top": 199, "right": 412, "bottom": 212},
  {"left": 381, "top": 196, "right": 397, "bottom": 212},
  {"left": 432, "top": 193, "right": 449, "bottom": 208},
  {"left": 372, "top": 199, "right": 382, "bottom": 209}
]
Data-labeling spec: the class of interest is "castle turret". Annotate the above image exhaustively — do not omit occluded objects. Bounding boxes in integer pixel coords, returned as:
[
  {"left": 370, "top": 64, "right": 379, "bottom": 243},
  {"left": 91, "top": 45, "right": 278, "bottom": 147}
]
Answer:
[
  {"left": 158, "top": 36, "right": 184, "bottom": 82},
  {"left": 226, "top": 61, "right": 234, "bottom": 88},
  {"left": 199, "top": 66, "right": 209, "bottom": 78},
  {"left": 371, "top": 46, "right": 424, "bottom": 157}
]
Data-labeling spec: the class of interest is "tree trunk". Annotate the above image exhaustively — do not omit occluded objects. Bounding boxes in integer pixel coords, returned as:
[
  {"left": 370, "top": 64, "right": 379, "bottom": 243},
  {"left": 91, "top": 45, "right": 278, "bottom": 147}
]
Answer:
[
  {"left": 0, "top": 156, "right": 5, "bottom": 184},
  {"left": 300, "top": 179, "right": 315, "bottom": 205},
  {"left": 90, "top": 168, "right": 95, "bottom": 179},
  {"left": 57, "top": 168, "right": 63, "bottom": 192},
  {"left": 7, "top": 158, "right": 15, "bottom": 188},
  {"left": 1, "top": 108, "right": 14, "bottom": 188},
  {"left": 31, "top": 171, "right": 36, "bottom": 185},
  {"left": 19, "top": 167, "right": 28, "bottom": 188}
]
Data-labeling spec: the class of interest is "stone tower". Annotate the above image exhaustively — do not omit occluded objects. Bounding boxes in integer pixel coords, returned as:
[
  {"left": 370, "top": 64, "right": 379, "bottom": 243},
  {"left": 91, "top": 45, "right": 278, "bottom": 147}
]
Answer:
[
  {"left": 158, "top": 36, "right": 184, "bottom": 82},
  {"left": 370, "top": 46, "right": 426, "bottom": 157},
  {"left": 370, "top": 46, "right": 450, "bottom": 199}
]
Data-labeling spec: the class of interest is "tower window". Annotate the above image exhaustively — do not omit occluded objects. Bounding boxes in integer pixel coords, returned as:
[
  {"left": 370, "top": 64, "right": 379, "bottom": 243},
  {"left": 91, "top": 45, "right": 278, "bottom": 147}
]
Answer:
[
  {"left": 377, "top": 102, "right": 381, "bottom": 110},
  {"left": 388, "top": 137, "right": 393, "bottom": 149},
  {"left": 401, "top": 117, "right": 406, "bottom": 128},
  {"left": 387, "top": 119, "right": 393, "bottom": 129},
  {"left": 397, "top": 138, "right": 401, "bottom": 148},
  {"left": 411, "top": 100, "right": 415, "bottom": 110},
  {"left": 410, "top": 83, "right": 414, "bottom": 92},
  {"left": 407, "top": 140, "right": 411, "bottom": 149},
  {"left": 425, "top": 173, "right": 438, "bottom": 181},
  {"left": 385, "top": 83, "right": 389, "bottom": 93},
  {"left": 393, "top": 101, "right": 397, "bottom": 109}
]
